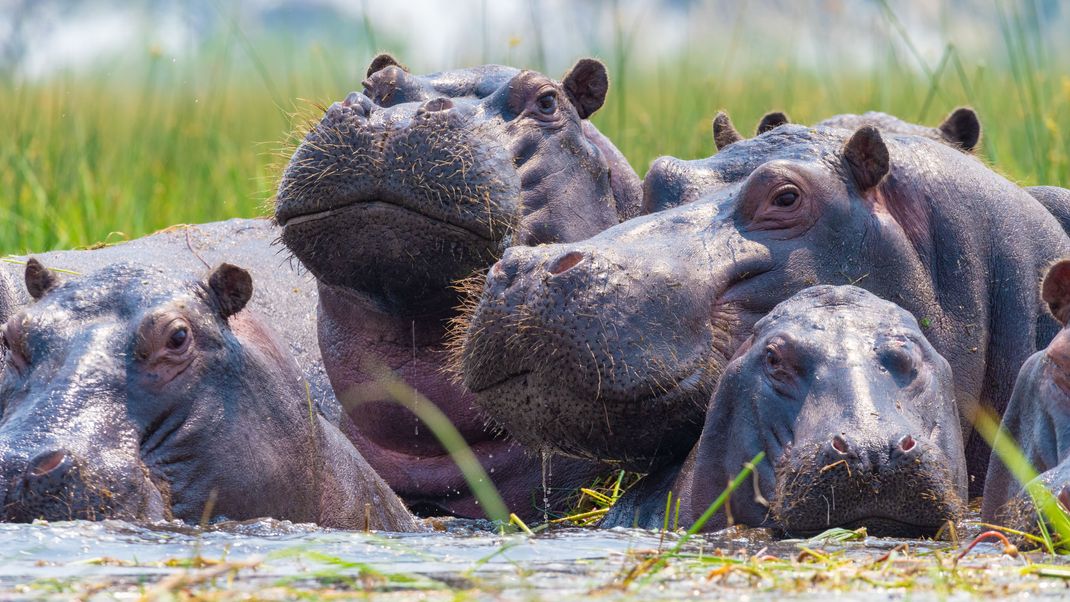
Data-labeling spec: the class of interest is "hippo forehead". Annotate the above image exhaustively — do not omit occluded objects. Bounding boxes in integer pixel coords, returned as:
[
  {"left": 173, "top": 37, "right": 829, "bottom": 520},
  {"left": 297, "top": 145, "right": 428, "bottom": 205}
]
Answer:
[
  {"left": 698, "top": 125, "right": 837, "bottom": 183},
  {"left": 27, "top": 263, "right": 199, "bottom": 325},
  {"left": 417, "top": 65, "right": 522, "bottom": 99},
  {"left": 752, "top": 286, "right": 924, "bottom": 347}
]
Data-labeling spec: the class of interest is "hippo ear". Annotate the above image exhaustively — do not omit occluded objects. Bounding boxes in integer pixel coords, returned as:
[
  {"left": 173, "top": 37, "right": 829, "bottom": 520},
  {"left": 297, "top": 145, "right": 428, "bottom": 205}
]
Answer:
[
  {"left": 206, "top": 263, "right": 253, "bottom": 320},
  {"left": 755, "top": 111, "right": 790, "bottom": 135},
  {"left": 843, "top": 125, "right": 890, "bottom": 191},
  {"left": 938, "top": 107, "right": 981, "bottom": 153},
  {"left": 713, "top": 111, "right": 743, "bottom": 150},
  {"left": 366, "top": 53, "right": 407, "bottom": 77},
  {"left": 1042, "top": 260, "right": 1070, "bottom": 325},
  {"left": 24, "top": 258, "right": 60, "bottom": 301},
  {"left": 562, "top": 58, "right": 608, "bottom": 119}
]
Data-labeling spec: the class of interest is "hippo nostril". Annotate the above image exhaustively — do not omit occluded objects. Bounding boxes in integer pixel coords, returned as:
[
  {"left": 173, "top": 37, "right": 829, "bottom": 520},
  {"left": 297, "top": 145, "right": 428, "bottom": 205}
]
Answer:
[
  {"left": 343, "top": 91, "right": 360, "bottom": 106},
  {"left": 831, "top": 434, "right": 849, "bottom": 455},
  {"left": 898, "top": 434, "right": 916, "bottom": 452},
  {"left": 547, "top": 252, "right": 584, "bottom": 276},
  {"left": 28, "top": 450, "right": 67, "bottom": 477},
  {"left": 422, "top": 97, "right": 454, "bottom": 113}
]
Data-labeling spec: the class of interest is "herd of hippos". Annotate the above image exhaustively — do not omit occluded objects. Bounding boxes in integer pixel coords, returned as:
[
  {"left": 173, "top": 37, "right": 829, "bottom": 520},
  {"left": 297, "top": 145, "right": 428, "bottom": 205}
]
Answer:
[{"left": 5, "top": 53, "right": 1070, "bottom": 539}]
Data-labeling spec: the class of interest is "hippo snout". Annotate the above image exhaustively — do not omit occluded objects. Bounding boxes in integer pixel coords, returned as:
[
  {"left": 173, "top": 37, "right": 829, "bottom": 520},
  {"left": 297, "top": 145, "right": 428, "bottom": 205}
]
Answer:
[{"left": 772, "top": 433, "right": 964, "bottom": 537}]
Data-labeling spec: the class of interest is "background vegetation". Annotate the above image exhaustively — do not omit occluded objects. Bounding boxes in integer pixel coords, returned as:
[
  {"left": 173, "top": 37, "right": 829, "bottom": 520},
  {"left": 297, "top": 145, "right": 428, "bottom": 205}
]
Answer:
[{"left": 1, "top": 1, "right": 1067, "bottom": 253}]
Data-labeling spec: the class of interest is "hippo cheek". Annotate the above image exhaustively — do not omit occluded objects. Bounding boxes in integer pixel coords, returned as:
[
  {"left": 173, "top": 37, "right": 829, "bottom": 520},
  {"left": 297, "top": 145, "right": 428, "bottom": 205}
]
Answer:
[{"left": 770, "top": 440, "right": 965, "bottom": 537}]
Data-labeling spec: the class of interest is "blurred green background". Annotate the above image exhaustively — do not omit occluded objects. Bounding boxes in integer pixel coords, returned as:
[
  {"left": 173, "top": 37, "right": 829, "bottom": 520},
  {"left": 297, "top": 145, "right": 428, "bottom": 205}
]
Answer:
[{"left": 1, "top": 0, "right": 1067, "bottom": 253}]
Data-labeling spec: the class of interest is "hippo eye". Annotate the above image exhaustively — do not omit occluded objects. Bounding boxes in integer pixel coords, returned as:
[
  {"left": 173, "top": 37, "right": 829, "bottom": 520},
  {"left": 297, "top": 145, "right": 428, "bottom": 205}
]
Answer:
[
  {"left": 772, "top": 189, "right": 799, "bottom": 208},
  {"left": 765, "top": 347, "right": 781, "bottom": 368},
  {"left": 536, "top": 92, "right": 557, "bottom": 116},
  {"left": 166, "top": 326, "right": 189, "bottom": 351}
]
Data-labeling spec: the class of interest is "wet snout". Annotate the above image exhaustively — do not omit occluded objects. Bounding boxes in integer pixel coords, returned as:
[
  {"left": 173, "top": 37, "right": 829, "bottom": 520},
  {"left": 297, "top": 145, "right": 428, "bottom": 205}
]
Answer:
[
  {"left": 816, "top": 432, "right": 924, "bottom": 475},
  {"left": 0, "top": 445, "right": 89, "bottom": 522}
]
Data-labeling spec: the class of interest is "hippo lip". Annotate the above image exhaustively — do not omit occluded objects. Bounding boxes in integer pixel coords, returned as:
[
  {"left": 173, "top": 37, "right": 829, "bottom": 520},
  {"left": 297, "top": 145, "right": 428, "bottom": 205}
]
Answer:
[
  {"left": 277, "top": 196, "right": 499, "bottom": 242},
  {"left": 780, "top": 516, "right": 948, "bottom": 537},
  {"left": 471, "top": 366, "right": 706, "bottom": 406}
]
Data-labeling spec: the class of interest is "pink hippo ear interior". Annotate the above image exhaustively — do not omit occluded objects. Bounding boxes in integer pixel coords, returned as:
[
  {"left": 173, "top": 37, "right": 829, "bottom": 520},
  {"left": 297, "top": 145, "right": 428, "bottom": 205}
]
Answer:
[
  {"left": 24, "top": 258, "right": 60, "bottom": 301},
  {"left": 207, "top": 263, "right": 253, "bottom": 320},
  {"left": 562, "top": 58, "right": 609, "bottom": 120},
  {"left": 366, "top": 53, "right": 407, "bottom": 77},
  {"left": 843, "top": 125, "right": 890, "bottom": 192},
  {"left": 1042, "top": 260, "right": 1070, "bottom": 325}
]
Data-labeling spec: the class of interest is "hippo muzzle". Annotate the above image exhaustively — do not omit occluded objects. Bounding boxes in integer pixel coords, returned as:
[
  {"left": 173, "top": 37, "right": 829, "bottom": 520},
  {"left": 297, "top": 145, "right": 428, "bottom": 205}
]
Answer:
[{"left": 277, "top": 96, "right": 521, "bottom": 315}]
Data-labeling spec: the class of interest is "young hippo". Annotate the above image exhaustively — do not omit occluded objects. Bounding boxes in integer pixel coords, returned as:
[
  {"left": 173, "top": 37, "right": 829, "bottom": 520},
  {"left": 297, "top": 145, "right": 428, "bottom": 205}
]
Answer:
[
  {"left": 275, "top": 55, "right": 641, "bottom": 519},
  {"left": 0, "top": 261, "right": 416, "bottom": 530},
  {"left": 604, "top": 286, "right": 966, "bottom": 536},
  {"left": 983, "top": 260, "right": 1070, "bottom": 530},
  {"left": 461, "top": 123, "right": 1070, "bottom": 497}
]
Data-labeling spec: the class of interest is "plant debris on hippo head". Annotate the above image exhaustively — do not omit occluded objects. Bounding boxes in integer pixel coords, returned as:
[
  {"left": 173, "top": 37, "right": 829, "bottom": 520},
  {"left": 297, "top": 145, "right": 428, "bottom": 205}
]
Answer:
[
  {"left": 0, "top": 260, "right": 415, "bottom": 530},
  {"left": 461, "top": 122, "right": 1069, "bottom": 496},
  {"left": 275, "top": 54, "right": 641, "bottom": 317}
]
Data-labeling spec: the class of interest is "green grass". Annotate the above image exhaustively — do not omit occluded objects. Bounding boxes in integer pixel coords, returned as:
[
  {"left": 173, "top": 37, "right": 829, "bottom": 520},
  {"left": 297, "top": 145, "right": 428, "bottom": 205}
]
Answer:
[{"left": 1, "top": 3, "right": 1068, "bottom": 254}]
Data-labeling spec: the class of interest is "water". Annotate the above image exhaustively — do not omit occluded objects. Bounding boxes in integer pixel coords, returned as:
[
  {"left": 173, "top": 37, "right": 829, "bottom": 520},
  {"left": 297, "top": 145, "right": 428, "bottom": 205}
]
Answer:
[{"left": 2, "top": 518, "right": 1069, "bottom": 600}]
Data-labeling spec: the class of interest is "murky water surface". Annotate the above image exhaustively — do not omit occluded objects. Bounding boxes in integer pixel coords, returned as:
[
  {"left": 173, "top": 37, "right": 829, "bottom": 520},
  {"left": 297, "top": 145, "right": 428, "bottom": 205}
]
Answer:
[{"left": 1, "top": 517, "right": 1069, "bottom": 600}]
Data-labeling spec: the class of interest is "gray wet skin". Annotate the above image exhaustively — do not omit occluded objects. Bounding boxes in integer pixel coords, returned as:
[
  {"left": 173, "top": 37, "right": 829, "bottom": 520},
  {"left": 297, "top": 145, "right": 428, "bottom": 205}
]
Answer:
[
  {"left": 604, "top": 286, "right": 966, "bottom": 537},
  {"left": 275, "top": 55, "right": 641, "bottom": 520},
  {"left": 983, "top": 260, "right": 1070, "bottom": 530},
  {"left": 0, "top": 258, "right": 415, "bottom": 530},
  {"left": 461, "top": 123, "right": 1070, "bottom": 497}
]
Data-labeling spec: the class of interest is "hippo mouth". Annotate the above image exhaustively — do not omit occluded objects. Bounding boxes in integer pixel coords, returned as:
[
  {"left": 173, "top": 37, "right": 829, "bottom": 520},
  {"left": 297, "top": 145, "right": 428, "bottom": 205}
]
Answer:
[{"left": 277, "top": 194, "right": 504, "bottom": 242}]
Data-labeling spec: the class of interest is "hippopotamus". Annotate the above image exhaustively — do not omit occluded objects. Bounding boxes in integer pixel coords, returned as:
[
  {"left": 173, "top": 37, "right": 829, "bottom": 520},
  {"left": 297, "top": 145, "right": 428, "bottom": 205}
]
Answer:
[
  {"left": 714, "top": 109, "right": 1070, "bottom": 236},
  {"left": 603, "top": 286, "right": 966, "bottom": 536},
  {"left": 983, "top": 260, "right": 1070, "bottom": 529},
  {"left": 460, "top": 123, "right": 1070, "bottom": 497},
  {"left": 274, "top": 55, "right": 641, "bottom": 520},
  {"left": 0, "top": 257, "right": 416, "bottom": 530}
]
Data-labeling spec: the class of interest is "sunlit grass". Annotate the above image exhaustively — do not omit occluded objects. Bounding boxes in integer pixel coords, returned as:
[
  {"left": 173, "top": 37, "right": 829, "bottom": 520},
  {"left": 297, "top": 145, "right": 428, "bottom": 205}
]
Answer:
[{"left": 1, "top": 7, "right": 1068, "bottom": 254}]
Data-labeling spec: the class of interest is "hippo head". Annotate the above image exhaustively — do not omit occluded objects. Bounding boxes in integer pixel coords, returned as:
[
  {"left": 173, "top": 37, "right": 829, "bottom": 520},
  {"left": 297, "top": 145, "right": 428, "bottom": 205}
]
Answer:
[
  {"left": 683, "top": 286, "right": 966, "bottom": 536},
  {"left": 0, "top": 261, "right": 320, "bottom": 523},
  {"left": 461, "top": 122, "right": 995, "bottom": 469},
  {"left": 275, "top": 55, "right": 640, "bottom": 317},
  {"left": 983, "top": 260, "right": 1070, "bottom": 530},
  {"left": 643, "top": 107, "right": 981, "bottom": 214}
]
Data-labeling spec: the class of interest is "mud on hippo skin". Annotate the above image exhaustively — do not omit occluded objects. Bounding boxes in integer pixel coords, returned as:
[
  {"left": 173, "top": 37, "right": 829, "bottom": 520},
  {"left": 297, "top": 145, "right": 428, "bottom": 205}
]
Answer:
[
  {"left": 0, "top": 260, "right": 415, "bottom": 530},
  {"left": 275, "top": 55, "right": 640, "bottom": 520},
  {"left": 604, "top": 286, "right": 966, "bottom": 536},
  {"left": 983, "top": 260, "right": 1070, "bottom": 531},
  {"left": 461, "top": 123, "right": 1069, "bottom": 496}
]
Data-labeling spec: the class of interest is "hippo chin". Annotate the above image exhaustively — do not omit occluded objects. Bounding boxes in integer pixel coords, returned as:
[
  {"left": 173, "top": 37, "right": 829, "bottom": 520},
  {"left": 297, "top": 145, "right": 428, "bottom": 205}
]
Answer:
[
  {"left": 0, "top": 261, "right": 415, "bottom": 530},
  {"left": 605, "top": 286, "right": 966, "bottom": 536},
  {"left": 461, "top": 122, "right": 1069, "bottom": 496},
  {"left": 275, "top": 55, "right": 640, "bottom": 520},
  {"left": 983, "top": 260, "right": 1070, "bottom": 531}
]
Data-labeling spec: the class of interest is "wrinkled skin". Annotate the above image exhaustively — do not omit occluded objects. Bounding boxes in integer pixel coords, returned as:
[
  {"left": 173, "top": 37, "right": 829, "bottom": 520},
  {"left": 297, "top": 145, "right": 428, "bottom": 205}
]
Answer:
[
  {"left": 983, "top": 260, "right": 1070, "bottom": 529},
  {"left": 462, "top": 124, "right": 1069, "bottom": 497},
  {"left": 0, "top": 260, "right": 415, "bottom": 530},
  {"left": 275, "top": 55, "right": 641, "bottom": 519},
  {"left": 604, "top": 286, "right": 966, "bottom": 536}
]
